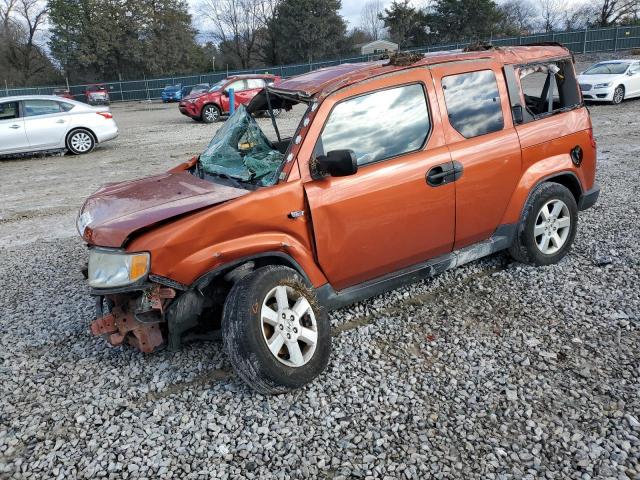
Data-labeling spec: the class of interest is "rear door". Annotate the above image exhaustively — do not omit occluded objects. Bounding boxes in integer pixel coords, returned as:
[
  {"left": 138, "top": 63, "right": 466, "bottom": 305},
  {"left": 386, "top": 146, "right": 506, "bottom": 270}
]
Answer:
[
  {"left": 0, "top": 101, "right": 28, "bottom": 153},
  {"left": 22, "top": 99, "right": 70, "bottom": 149},
  {"left": 429, "top": 61, "right": 522, "bottom": 249},
  {"left": 303, "top": 69, "right": 456, "bottom": 291}
]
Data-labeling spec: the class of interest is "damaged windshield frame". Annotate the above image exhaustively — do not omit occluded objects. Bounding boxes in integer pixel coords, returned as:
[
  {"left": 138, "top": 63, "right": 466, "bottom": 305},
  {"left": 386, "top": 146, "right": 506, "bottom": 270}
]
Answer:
[{"left": 192, "top": 91, "right": 311, "bottom": 190}]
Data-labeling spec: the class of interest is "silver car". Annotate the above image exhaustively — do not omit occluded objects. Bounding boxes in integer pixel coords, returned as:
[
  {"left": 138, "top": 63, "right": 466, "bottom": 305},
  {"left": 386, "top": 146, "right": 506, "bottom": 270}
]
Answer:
[
  {"left": 577, "top": 59, "right": 640, "bottom": 105},
  {"left": 0, "top": 95, "right": 119, "bottom": 157}
]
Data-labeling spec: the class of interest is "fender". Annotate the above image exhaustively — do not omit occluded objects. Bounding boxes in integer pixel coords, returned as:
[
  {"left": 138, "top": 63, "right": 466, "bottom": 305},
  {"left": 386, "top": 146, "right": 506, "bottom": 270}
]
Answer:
[
  {"left": 153, "top": 232, "right": 328, "bottom": 288},
  {"left": 500, "top": 154, "right": 583, "bottom": 226}
]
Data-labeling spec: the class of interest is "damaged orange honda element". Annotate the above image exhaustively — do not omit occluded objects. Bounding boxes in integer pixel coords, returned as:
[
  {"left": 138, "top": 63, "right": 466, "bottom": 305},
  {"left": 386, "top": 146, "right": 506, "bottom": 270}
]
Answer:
[{"left": 78, "top": 44, "right": 599, "bottom": 393}]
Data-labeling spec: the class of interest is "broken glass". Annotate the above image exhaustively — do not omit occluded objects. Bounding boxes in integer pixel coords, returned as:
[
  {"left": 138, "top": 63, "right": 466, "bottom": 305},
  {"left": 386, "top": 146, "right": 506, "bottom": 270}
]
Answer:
[{"left": 199, "top": 105, "right": 284, "bottom": 186}]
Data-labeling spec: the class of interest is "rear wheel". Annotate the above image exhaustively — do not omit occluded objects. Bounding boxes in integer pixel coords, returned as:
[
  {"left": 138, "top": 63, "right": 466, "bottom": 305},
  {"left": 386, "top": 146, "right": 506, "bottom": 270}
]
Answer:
[
  {"left": 612, "top": 85, "right": 625, "bottom": 105},
  {"left": 221, "top": 266, "right": 331, "bottom": 394},
  {"left": 201, "top": 104, "right": 220, "bottom": 123},
  {"left": 66, "top": 129, "right": 95, "bottom": 155},
  {"left": 508, "top": 182, "right": 578, "bottom": 266}
]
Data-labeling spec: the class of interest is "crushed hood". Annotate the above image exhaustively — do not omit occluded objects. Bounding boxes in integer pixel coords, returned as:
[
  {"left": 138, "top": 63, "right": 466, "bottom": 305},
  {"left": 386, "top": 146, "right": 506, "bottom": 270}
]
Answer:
[{"left": 78, "top": 171, "right": 249, "bottom": 247}]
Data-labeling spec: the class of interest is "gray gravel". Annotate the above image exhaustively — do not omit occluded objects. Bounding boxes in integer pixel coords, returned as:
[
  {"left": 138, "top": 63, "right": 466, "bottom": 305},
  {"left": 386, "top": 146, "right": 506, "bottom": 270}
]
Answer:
[{"left": 1, "top": 56, "right": 639, "bottom": 479}]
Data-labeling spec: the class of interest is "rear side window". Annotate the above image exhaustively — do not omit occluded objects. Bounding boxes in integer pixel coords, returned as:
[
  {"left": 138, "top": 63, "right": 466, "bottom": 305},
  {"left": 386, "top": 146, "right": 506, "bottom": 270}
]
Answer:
[
  {"left": 0, "top": 101, "right": 19, "bottom": 120},
  {"left": 228, "top": 80, "right": 248, "bottom": 92},
  {"left": 23, "top": 99, "right": 63, "bottom": 117},
  {"left": 318, "top": 83, "right": 431, "bottom": 166},
  {"left": 518, "top": 59, "right": 581, "bottom": 120},
  {"left": 442, "top": 70, "right": 504, "bottom": 138},
  {"left": 59, "top": 102, "right": 75, "bottom": 112}
]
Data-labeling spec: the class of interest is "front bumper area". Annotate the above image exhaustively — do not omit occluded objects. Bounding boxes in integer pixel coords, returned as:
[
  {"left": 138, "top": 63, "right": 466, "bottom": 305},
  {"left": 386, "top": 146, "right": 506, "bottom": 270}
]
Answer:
[
  {"left": 90, "top": 284, "right": 175, "bottom": 353},
  {"left": 179, "top": 102, "right": 200, "bottom": 119},
  {"left": 581, "top": 88, "right": 614, "bottom": 102}
]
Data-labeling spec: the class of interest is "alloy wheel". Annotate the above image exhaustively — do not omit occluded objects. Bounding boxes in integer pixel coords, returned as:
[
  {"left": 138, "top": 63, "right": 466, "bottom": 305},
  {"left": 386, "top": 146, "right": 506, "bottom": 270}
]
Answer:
[
  {"left": 70, "top": 132, "right": 93, "bottom": 153},
  {"left": 613, "top": 86, "right": 624, "bottom": 104},
  {"left": 204, "top": 106, "right": 218, "bottom": 122},
  {"left": 260, "top": 285, "right": 318, "bottom": 368},
  {"left": 533, "top": 199, "right": 571, "bottom": 255}
]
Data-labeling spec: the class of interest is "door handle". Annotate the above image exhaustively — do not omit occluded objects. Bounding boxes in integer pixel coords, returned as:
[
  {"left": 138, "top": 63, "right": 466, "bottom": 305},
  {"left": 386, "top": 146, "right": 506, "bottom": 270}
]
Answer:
[
  {"left": 426, "top": 163, "right": 453, "bottom": 186},
  {"left": 9, "top": 124, "right": 20, "bottom": 129},
  {"left": 56, "top": 119, "right": 66, "bottom": 124}
]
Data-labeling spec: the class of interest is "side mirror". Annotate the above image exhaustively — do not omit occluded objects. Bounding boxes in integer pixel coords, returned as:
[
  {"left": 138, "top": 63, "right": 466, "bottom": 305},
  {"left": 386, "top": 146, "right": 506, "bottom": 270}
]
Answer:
[
  {"left": 511, "top": 105, "right": 524, "bottom": 125},
  {"left": 316, "top": 149, "right": 358, "bottom": 177},
  {"left": 222, "top": 90, "right": 229, "bottom": 97}
]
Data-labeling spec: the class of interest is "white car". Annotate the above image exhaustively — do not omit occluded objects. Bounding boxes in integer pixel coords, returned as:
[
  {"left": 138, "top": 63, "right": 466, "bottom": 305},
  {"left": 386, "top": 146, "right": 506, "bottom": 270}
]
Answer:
[
  {"left": 0, "top": 95, "right": 118, "bottom": 157},
  {"left": 577, "top": 59, "right": 640, "bottom": 105}
]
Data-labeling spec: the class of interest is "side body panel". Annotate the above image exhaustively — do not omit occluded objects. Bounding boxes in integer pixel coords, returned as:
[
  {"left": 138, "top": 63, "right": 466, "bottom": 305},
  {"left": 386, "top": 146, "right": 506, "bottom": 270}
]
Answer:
[
  {"left": 430, "top": 60, "right": 522, "bottom": 250},
  {"left": 301, "top": 68, "right": 456, "bottom": 291},
  {"left": 0, "top": 101, "right": 28, "bottom": 153}
]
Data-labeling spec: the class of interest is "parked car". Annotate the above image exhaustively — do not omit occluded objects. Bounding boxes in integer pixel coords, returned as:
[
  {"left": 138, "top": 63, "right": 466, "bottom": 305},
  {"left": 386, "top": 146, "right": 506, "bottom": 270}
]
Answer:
[
  {"left": 0, "top": 95, "right": 118, "bottom": 156},
  {"left": 85, "top": 84, "right": 110, "bottom": 105},
  {"left": 189, "top": 83, "right": 210, "bottom": 95},
  {"left": 78, "top": 45, "right": 598, "bottom": 393},
  {"left": 53, "top": 88, "right": 74, "bottom": 100},
  {"left": 161, "top": 84, "right": 183, "bottom": 103},
  {"left": 179, "top": 74, "right": 279, "bottom": 123},
  {"left": 577, "top": 59, "right": 640, "bottom": 104}
]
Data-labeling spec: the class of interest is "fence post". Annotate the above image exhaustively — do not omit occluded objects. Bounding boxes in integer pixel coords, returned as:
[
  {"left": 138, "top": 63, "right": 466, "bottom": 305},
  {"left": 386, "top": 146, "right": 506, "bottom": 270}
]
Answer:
[
  {"left": 583, "top": 27, "right": 588, "bottom": 54},
  {"left": 614, "top": 25, "right": 619, "bottom": 51},
  {"left": 4, "top": 79, "right": 8, "bottom": 95},
  {"left": 144, "top": 73, "right": 150, "bottom": 101}
]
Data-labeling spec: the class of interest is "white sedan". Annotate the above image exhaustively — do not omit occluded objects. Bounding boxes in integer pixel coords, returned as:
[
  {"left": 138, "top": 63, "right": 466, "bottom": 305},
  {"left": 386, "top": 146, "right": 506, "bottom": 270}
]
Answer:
[
  {"left": 577, "top": 59, "right": 640, "bottom": 105},
  {"left": 0, "top": 95, "right": 118, "bottom": 157}
]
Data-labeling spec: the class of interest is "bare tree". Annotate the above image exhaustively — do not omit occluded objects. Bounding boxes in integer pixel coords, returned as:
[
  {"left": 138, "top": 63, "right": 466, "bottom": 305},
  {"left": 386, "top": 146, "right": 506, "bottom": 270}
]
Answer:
[
  {"left": 562, "top": 2, "right": 593, "bottom": 30},
  {"left": 500, "top": 0, "right": 538, "bottom": 33},
  {"left": 538, "top": 0, "right": 565, "bottom": 32},
  {"left": 198, "top": 0, "right": 266, "bottom": 69},
  {"left": 360, "top": 0, "right": 384, "bottom": 41},
  {"left": 594, "top": 0, "right": 639, "bottom": 26},
  {"left": 4, "top": 0, "right": 48, "bottom": 82}
]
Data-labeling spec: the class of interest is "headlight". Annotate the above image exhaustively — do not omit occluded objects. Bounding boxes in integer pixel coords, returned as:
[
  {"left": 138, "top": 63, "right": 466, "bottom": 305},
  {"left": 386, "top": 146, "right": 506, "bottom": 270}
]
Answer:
[
  {"left": 88, "top": 249, "right": 150, "bottom": 288},
  {"left": 187, "top": 98, "right": 197, "bottom": 103},
  {"left": 594, "top": 82, "right": 612, "bottom": 89}
]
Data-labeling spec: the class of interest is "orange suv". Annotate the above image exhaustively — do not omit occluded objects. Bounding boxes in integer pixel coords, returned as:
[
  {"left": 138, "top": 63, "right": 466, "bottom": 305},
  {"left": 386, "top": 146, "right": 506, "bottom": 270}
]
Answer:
[{"left": 78, "top": 44, "right": 599, "bottom": 393}]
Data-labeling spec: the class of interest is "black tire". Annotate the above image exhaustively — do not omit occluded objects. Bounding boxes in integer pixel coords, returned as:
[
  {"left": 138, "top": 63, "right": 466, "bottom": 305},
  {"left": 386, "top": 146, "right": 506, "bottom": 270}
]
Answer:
[
  {"left": 201, "top": 104, "right": 221, "bottom": 123},
  {"left": 222, "top": 265, "right": 331, "bottom": 394},
  {"left": 508, "top": 182, "right": 578, "bottom": 266},
  {"left": 612, "top": 85, "right": 625, "bottom": 105},
  {"left": 66, "top": 129, "right": 96, "bottom": 155}
]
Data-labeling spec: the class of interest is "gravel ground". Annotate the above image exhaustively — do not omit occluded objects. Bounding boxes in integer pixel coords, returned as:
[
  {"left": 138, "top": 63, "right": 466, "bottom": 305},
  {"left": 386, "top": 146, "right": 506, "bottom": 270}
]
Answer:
[{"left": 1, "top": 57, "right": 639, "bottom": 479}]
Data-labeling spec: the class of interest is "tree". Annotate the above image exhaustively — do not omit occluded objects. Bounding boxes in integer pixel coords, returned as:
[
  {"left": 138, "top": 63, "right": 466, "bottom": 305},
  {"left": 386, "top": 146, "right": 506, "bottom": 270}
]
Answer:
[
  {"left": 270, "top": 0, "right": 348, "bottom": 64},
  {"left": 538, "top": 0, "right": 564, "bottom": 32},
  {"left": 360, "top": 0, "right": 385, "bottom": 40},
  {"left": 430, "top": 0, "right": 503, "bottom": 42},
  {"left": 497, "top": 0, "right": 537, "bottom": 34},
  {"left": 593, "top": 0, "right": 639, "bottom": 26},
  {"left": 379, "top": 0, "right": 429, "bottom": 47},
  {"left": 198, "top": 0, "right": 265, "bottom": 69}
]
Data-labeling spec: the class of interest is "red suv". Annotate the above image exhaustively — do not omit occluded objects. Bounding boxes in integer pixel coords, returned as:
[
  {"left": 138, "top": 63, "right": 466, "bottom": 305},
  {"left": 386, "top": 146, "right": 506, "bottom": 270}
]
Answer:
[
  {"left": 179, "top": 74, "right": 280, "bottom": 123},
  {"left": 85, "top": 84, "right": 110, "bottom": 105}
]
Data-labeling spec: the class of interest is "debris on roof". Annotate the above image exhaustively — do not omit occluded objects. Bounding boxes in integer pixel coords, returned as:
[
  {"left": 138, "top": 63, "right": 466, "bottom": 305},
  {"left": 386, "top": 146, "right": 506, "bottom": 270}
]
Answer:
[{"left": 385, "top": 51, "right": 424, "bottom": 66}]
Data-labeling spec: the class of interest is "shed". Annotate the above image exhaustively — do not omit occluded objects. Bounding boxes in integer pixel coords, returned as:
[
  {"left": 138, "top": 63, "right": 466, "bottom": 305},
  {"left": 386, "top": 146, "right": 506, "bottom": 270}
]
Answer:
[{"left": 359, "top": 40, "right": 399, "bottom": 56}]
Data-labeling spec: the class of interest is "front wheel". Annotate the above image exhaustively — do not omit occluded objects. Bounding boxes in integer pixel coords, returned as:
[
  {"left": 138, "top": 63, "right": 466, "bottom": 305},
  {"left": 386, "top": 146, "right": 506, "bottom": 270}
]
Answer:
[
  {"left": 66, "top": 129, "right": 95, "bottom": 155},
  {"left": 222, "top": 266, "right": 331, "bottom": 394},
  {"left": 201, "top": 104, "right": 220, "bottom": 123},
  {"left": 508, "top": 182, "right": 578, "bottom": 266},
  {"left": 612, "top": 85, "right": 625, "bottom": 105}
]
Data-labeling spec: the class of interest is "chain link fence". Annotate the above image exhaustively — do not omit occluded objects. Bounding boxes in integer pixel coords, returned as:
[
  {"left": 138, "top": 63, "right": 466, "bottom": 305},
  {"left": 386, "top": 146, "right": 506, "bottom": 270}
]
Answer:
[{"left": 2, "top": 25, "right": 639, "bottom": 102}]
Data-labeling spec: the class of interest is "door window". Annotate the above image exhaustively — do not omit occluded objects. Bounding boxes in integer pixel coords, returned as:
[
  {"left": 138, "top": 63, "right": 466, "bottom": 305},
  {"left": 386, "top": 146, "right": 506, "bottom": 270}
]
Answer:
[
  {"left": 442, "top": 70, "right": 504, "bottom": 138},
  {"left": 23, "top": 99, "right": 63, "bottom": 117},
  {"left": 246, "top": 78, "right": 266, "bottom": 89},
  {"left": 0, "top": 101, "right": 19, "bottom": 120},
  {"left": 227, "top": 80, "right": 248, "bottom": 92},
  {"left": 317, "top": 83, "right": 431, "bottom": 166}
]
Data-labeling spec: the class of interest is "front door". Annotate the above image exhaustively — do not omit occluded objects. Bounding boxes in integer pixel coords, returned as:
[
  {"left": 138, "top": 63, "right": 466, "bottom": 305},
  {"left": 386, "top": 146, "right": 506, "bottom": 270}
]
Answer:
[
  {"left": 628, "top": 62, "right": 640, "bottom": 96},
  {"left": 303, "top": 70, "right": 456, "bottom": 291},
  {"left": 0, "top": 101, "right": 28, "bottom": 153},
  {"left": 429, "top": 62, "right": 522, "bottom": 249},
  {"left": 22, "top": 99, "right": 70, "bottom": 149}
]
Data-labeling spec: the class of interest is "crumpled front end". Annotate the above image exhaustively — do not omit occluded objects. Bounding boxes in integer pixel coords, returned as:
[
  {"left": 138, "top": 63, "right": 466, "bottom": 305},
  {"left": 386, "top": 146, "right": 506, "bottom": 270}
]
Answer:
[{"left": 91, "top": 284, "right": 176, "bottom": 353}]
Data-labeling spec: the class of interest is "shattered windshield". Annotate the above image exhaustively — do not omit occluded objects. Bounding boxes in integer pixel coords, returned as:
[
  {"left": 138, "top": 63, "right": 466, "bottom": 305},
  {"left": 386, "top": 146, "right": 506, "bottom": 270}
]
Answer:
[{"left": 197, "top": 105, "right": 284, "bottom": 186}]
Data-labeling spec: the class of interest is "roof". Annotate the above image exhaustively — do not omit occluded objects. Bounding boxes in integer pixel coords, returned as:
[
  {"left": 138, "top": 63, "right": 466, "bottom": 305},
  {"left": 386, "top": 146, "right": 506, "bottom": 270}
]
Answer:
[
  {"left": 272, "top": 45, "right": 571, "bottom": 100},
  {"left": 0, "top": 94, "right": 81, "bottom": 102},
  {"left": 359, "top": 40, "right": 399, "bottom": 49}
]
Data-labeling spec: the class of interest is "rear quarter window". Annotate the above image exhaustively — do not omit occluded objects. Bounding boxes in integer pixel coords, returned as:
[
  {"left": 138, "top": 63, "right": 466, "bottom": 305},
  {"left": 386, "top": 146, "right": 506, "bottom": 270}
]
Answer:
[{"left": 442, "top": 70, "right": 504, "bottom": 138}]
